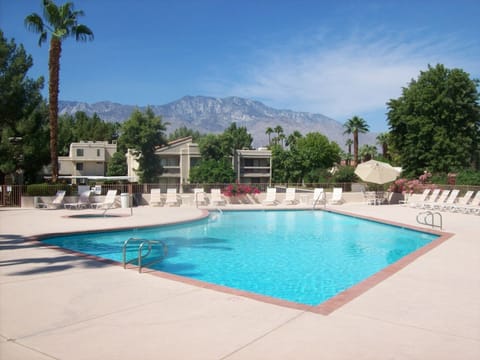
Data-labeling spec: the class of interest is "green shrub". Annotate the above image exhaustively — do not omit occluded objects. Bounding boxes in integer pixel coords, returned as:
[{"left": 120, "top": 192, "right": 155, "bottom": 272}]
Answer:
[
  {"left": 333, "top": 166, "right": 357, "bottom": 183},
  {"left": 26, "top": 183, "right": 73, "bottom": 196},
  {"left": 455, "top": 170, "right": 480, "bottom": 185}
]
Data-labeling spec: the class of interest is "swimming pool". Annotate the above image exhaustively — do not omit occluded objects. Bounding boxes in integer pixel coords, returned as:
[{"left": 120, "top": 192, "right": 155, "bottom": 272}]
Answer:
[{"left": 43, "top": 210, "right": 438, "bottom": 307}]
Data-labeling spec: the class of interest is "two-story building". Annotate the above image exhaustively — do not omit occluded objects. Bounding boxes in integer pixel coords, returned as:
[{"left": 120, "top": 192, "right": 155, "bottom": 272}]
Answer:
[
  {"left": 127, "top": 137, "right": 272, "bottom": 186},
  {"left": 58, "top": 141, "right": 117, "bottom": 182}
]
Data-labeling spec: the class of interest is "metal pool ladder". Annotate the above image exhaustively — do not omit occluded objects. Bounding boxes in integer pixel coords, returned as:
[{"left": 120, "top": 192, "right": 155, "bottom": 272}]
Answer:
[
  {"left": 122, "top": 237, "right": 168, "bottom": 273},
  {"left": 416, "top": 211, "right": 443, "bottom": 230}
]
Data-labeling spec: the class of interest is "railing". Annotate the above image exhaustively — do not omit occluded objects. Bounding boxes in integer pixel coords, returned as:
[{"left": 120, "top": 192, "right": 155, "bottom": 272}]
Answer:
[
  {"left": 416, "top": 211, "right": 443, "bottom": 230},
  {"left": 122, "top": 237, "right": 168, "bottom": 273}
]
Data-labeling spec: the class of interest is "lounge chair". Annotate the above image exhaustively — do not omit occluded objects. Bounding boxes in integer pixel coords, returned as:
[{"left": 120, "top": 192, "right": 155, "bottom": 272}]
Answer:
[
  {"left": 451, "top": 191, "right": 474, "bottom": 213},
  {"left": 416, "top": 188, "right": 440, "bottom": 208},
  {"left": 438, "top": 189, "right": 459, "bottom": 211},
  {"left": 194, "top": 188, "right": 206, "bottom": 206},
  {"left": 363, "top": 191, "right": 377, "bottom": 205},
  {"left": 92, "top": 190, "right": 118, "bottom": 209},
  {"left": 402, "top": 188, "right": 430, "bottom": 207},
  {"left": 64, "top": 190, "right": 93, "bottom": 209},
  {"left": 455, "top": 191, "right": 480, "bottom": 214},
  {"left": 165, "top": 188, "right": 180, "bottom": 206},
  {"left": 424, "top": 189, "right": 450, "bottom": 210},
  {"left": 210, "top": 189, "right": 226, "bottom": 206},
  {"left": 329, "top": 187, "right": 343, "bottom": 205},
  {"left": 312, "top": 188, "right": 325, "bottom": 206},
  {"left": 282, "top": 187, "right": 297, "bottom": 205},
  {"left": 262, "top": 187, "right": 278, "bottom": 205},
  {"left": 37, "top": 190, "right": 66, "bottom": 209},
  {"left": 149, "top": 188, "right": 163, "bottom": 206}
]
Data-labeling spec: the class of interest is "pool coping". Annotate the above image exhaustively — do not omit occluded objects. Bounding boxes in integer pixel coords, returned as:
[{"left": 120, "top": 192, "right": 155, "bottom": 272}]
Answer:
[{"left": 28, "top": 208, "right": 454, "bottom": 316}]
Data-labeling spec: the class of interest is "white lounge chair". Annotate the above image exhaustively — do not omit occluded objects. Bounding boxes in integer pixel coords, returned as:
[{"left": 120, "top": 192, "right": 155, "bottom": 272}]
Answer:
[
  {"left": 451, "top": 191, "right": 474, "bottom": 213},
  {"left": 424, "top": 189, "right": 450, "bottom": 210},
  {"left": 282, "top": 187, "right": 297, "bottom": 205},
  {"left": 165, "top": 188, "right": 179, "bottom": 206},
  {"left": 402, "top": 188, "right": 430, "bottom": 207},
  {"left": 438, "top": 189, "right": 459, "bottom": 211},
  {"left": 455, "top": 191, "right": 480, "bottom": 214},
  {"left": 149, "top": 188, "right": 162, "bottom": 206},
  {"left": 416, "top": 188, "right": 440, "bottom": 208},
  {"left": 92, "top": 190, "right": 118, "bottom": 209},
  {"left": 312, "top": 188, "right": 325, "bottom": 206},
  {"left": 64, "top": 190, "right": 93, "bottom": 209},
  {"left": 262, "top": 187, "right": 278, "bottom": 205},
  {"left": 329, "top": 187, "right": 343, "bottom": 205},
  {"left": 210, "top": 189, "right": 226, "bottom": 206},
  {"left": 194, "top": 188, "right": 206, "bottom": 206},
  {"left": 37, "top": 190, "right": 66, "bottom": 209}
]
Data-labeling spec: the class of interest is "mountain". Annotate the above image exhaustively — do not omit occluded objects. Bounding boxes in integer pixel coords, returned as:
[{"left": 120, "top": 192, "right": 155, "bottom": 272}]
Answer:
[{"left": 58, "top": 96, "right": 377, "bottom": 148}]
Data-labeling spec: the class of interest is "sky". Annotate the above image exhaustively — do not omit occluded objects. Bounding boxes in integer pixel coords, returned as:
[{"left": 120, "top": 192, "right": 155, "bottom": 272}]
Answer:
[{"left": 1, "top": 0, "right": 479, "bottom": 132}]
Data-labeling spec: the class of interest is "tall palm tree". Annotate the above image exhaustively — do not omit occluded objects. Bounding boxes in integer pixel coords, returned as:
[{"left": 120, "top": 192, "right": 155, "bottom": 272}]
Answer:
[
  {"left": 376, "top": 132, "right": 389, "bottom": 159},
  {"left": 265, "top": 127, "right": 273, "bottom": 146},
  {"left": 343, "top": 116, "right": 369, "bottom": 165},
  {"left": 25, "top": 0, "right": 93, "bottom": 182},
  {"left": 273, "top": 125, "right": 284, "bottom": 146},
  {"left": 345, "top": 138, "right": 353, "bottom": 165}
]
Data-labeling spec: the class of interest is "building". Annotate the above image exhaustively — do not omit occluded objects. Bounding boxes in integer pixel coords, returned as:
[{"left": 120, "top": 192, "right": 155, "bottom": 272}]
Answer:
[
  {"left": 58, "top": 141, "right": 117, "bottom": 182},
  {"left": 233, "top": 148, "right": 272, "bottom": 184},
  {"left": 126, "top": 137, "right": 272, "bottom": 186}
]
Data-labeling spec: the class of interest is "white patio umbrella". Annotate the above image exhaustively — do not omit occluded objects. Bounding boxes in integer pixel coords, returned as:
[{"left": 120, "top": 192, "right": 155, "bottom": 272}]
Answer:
[{"left": 354, "top": 160, "right": 400, "bottom": 184}]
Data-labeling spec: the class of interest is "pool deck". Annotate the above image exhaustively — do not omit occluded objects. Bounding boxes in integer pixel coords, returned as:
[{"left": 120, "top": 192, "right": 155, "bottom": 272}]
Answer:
[{"left": 1, "top": 203, "right": 479, "bottom": 359}]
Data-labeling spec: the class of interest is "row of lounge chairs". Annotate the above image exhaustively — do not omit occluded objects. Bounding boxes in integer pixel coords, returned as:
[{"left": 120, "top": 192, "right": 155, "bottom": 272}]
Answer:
[
  {"left": 37, "top": 189, "right": 118, "bottom": 210},
  {"left": 147, "top": 187, "right": 344, "bottom": 207},
  {"left": 403, "top": 188, "right": 480, "bottom": 214}
]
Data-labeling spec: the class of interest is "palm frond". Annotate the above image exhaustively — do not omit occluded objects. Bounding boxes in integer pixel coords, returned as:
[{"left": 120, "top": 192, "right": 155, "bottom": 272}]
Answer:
[{"left": 74, "top": 25, "right": 94, "bottom": 41}]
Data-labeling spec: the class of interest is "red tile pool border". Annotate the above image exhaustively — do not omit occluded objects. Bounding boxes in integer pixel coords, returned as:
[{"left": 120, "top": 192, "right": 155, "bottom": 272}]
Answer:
[{"left": 30, "top": 208, "right": 454, "bottom": 316}]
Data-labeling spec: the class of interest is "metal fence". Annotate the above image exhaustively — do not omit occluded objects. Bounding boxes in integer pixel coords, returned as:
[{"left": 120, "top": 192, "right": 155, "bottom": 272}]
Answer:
[{"left": 2, "top": 182, "right": 480, "bottom": 207}]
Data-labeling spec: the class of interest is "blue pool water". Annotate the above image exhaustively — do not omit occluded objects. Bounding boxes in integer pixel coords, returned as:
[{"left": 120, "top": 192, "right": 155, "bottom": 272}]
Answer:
[{"left": 43, "top": 210, "right": 438, "bottom": 306}]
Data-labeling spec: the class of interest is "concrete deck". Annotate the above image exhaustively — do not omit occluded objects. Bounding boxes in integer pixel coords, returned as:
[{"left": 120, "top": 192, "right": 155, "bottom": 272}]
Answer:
[{"left": 1, "top": 203, "right": 479, "bottom": 359}]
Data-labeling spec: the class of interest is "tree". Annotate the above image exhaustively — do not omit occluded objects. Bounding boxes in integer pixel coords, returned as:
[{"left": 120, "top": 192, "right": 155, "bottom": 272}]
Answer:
[
  {"left": 343, "top": 116, "right": 369, "bottom": 165},
  {"left": 58, "top": 111, "right": 119, "bottom": 155},
  {"left": 265, "top": 127, "right": 273, "bottom": 146},
  {"left": 345, "top": 138, "right": 353, "bottom": 165},
  {"left": 25, "top": 0, "right": 93, "bottom": 182},
  {"left": 118, "top": 108, "right": 168, "bottom": 183},
  {"left": 387, "top": 64, "right": 480, "bottom": 176},
  {"left": 106, "top": 151, "right": 127, "bottom": 176},
  {"left": 168, "top": 126, "right": 202, "bottom": 142},
  {"left": 189, "top": 159, "right": 235, "bottom": 184},
  {"left": 359, "top": 144, "right": 377, "bottom": 162},
  {"left": 0, "top": 31, "right": 49, "bottom": 183},
  {"left": 219, "top": 122, "right": 253, "bottom": 156},
  {"left": 376, "top": 132, "right": 389, "bottom": 159},
  {"left": 273, "top": 125, "right": 284, "bottom": 146}
]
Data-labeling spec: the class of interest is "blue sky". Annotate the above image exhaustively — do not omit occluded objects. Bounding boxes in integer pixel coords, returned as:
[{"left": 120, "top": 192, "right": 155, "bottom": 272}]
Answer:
[{"left": 2, "top": 0, "right": 479, "bottom": 132}]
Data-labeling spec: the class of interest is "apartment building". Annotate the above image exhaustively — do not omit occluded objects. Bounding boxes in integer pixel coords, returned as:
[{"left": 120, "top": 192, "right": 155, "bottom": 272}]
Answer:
[
  {"left": 233, "top": 148, "right": 272, "bottom": 184},
  {"left": 58, "top": 141, "right": 117, "bottom": 181},
  {"left": 127, "top": 137, "right": 272, "bottom": 186}
]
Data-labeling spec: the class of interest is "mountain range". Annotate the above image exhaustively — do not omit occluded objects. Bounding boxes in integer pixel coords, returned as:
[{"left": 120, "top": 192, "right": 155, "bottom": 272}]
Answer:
[{"left": 58, "top": 96, "right": 377, "bottom": 148}]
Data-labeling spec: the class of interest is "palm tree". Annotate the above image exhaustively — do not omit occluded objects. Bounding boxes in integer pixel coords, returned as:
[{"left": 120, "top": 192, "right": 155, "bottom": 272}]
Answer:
[
  {"left": 376, "top": 132, "right": 389, "bottom": 159},
  {"left": 343, "top": 116, "right": 369, "bottom": 165},
  {"left": 286, "top": 130, "right": 302, "bottom": 148},
  {"left": 25, "top": 0, "right": 93, "bottom": 182},
  {"left": 265, "top": 127, "right": 273, "bottom": 146},
  {"left": 359, "top": 144, "right": 378, "bottom": 162},
  {"left": 345, "top": 138, "right": 353, "bottom": 165},
  {"left": 273, "top": 125, "right": 284, "bottom": 147}
]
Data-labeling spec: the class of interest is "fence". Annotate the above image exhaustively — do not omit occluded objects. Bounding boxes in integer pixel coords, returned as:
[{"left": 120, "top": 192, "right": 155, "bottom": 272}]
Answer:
[{"left": 2, "top": 183, "right": 480, "bottom": 207}]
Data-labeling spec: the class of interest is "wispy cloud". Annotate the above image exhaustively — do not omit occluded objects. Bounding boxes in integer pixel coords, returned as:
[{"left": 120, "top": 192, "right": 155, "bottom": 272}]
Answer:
[{"left": 208, "top": 29, "right": 478, "bottom": 123}]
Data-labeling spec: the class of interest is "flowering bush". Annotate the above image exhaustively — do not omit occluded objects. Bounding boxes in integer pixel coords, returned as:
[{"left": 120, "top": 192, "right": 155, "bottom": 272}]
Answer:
[{"left": 223, "top": 183, "right": 260, "bottom": 197}]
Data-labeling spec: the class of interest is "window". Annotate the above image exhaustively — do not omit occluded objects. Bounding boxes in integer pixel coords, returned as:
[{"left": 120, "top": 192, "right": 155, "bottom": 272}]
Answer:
[
  {"left": 76, "top": 149, "right": 84, "bottom": 157},
  {"left": 76, "top": 163, "right": 84, "bottom": 171},
  {"left": 97, "top": 149, "right": 101, "bottom": 157}
]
